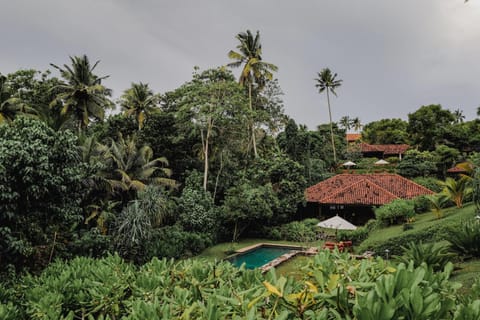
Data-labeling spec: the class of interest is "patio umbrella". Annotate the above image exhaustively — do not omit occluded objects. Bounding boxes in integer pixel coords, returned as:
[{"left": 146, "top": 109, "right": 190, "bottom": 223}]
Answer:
[
  {"left": 317, "top": 215, "right": 357, "bottom": 231},
  {"left": 342, "top": 161, "right": 356, "bottom": 168},
  {"left": 374, "top": 159, "right": 389, "bottom": 165}
]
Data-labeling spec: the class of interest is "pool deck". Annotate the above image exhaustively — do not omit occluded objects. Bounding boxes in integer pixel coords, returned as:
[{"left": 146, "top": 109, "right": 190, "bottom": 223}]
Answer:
[{"left": 233, "top": 243, "right": 319, "bottom": 273}]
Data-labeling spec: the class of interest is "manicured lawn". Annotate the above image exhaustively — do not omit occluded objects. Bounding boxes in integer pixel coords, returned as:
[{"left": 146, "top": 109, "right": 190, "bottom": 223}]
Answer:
[
  {"left": 274, "top": 255, "right": 312, "bottom": 279},
  {"left": 361, "top": 203, "right": 475, "bottom": 250}
]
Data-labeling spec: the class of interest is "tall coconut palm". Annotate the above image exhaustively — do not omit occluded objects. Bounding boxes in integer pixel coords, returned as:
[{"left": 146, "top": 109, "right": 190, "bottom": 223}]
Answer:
[
  {"left": 50, "top": 55, "right": 113, "bottom": 132},
  {"left": 315, "top": 68, "right": 342, "bottom": 164},
  {"left": 228, "top": 30, "right": 278, "bottom": 157},
  {"left": 352, "top": 117, "right": 362, "bottom": 132},
  {"left": 339, "top": 116, "right": 351, "bottom": 131},
  {"left": 119, "top": 82, "right": 159, "bottom": 130}
]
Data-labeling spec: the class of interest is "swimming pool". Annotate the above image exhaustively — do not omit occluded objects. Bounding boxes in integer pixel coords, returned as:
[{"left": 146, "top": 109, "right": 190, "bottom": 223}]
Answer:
[{"left": 227, "top": 244, "right": 302, "bottom": 270}]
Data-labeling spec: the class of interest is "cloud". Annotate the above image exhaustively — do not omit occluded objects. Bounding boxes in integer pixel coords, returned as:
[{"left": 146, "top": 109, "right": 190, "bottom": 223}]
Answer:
[{"left": 1, "top": 0, "right": 478, "bottom": 128}]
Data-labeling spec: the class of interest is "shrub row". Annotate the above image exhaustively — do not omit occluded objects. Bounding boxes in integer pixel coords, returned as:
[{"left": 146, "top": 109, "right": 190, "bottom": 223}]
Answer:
[
  {"left": 1, "top": 251, "right": 479, "bottom": 319},
  {"left": 261, "top": 218, "right": 320, "bottom": 242}
]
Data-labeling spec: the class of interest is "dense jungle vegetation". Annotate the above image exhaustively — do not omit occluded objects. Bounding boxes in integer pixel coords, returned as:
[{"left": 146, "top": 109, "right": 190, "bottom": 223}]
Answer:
[{"left": 1, "top": 29, "right": 480, "bottom": 319}]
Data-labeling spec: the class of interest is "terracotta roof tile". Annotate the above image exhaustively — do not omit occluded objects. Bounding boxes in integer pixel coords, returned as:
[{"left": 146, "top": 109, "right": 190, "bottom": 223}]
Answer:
[
  {"left": 306, "top": 173, "right": 434, "bottom": 205},
  {"left": 346, "top": 133, "right": 361, "bottom": 142},
  {"left": 360, "top": 143, "right": 410, "bottom": 155}
]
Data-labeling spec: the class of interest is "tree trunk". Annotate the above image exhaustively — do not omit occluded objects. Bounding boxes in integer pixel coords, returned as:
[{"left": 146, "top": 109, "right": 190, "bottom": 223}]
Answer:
[
  {"left": 327, "top": 89, "right": 337, "bottom": 164},
  {"left": 202, "top": 118, "right": 213, "bottom": 191},
  {"left": 249, "top": 83, "right": 258, "bottom": 158}
]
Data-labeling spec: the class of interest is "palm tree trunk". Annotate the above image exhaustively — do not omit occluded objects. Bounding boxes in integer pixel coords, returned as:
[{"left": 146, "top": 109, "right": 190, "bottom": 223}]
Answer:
[
  {"left": 326, "top": 89, "right": 337, "bottom": 163},
  {"left": 249, "top": 83, "right": 258, "bottom": 158}
]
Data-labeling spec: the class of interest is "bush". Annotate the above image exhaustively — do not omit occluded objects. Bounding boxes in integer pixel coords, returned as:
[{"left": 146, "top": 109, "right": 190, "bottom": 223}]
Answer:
[
  {"left": 448, "top": 219, "right": 480, "bottom": 258},
  {"left": 264, "top": 218, "right": 320, "bottom": 242},
  {"left": 413, "top": 177, "right": 443, "bottom": 193},
  {"left": 395, "top": 241, "right": 455, "bottom": 271},
  {"left": 375, "top": 199, "right": 415, "bottom": 226},
  {"left": 414, "top": 195, "right": 431, "bottom": 214},
  {"left": 144, "top": 225, "right": 213, "bottom": 259},
  {"left": 358, "top": 217, "right": 465, "bottom": 256},
  {"left": 338, "top": 219, "right": 379, "bottom": 244}
]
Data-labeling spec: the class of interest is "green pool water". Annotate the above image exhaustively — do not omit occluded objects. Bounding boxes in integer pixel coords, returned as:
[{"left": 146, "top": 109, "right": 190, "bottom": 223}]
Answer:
[{"left": 228, "top": 246, "right": 296, "bottom": 269}]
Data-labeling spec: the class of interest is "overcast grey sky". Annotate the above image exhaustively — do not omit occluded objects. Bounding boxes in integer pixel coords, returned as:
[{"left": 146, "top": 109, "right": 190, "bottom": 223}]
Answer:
[{"left": 1, "top": 0, "right": 479, "bottom": 129}]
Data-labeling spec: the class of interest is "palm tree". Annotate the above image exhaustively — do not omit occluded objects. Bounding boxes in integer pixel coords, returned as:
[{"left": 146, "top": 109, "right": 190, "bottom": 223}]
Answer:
[
  {"left": 50, "top": 55, "right": 113, "bottom": 132},
  {"left": 439, "top": 176, "right": 472, "bottom": 208},
  {"left": 0, "top": 75, "right": 36, "bottom": 123},
  {"left": 453, "top": 109, "right": 465, "bottom": 123},
  {"left": 351, "top": 117, "right": 362, "bottom": 132},
  {"left": 315, "top": 68, "right": 342, "bottom": 163},
  {"left": 339, "top": 116, "right": 351, "bottom": 131},
  {"left": 228, "top": 30, "right": 278, "bottom": 157},
  {"left": 97, "top": 134, "right": 176, "bottom": 202},
  {"left": 119, "top": 82, "right": 159, "bottom": 130}
]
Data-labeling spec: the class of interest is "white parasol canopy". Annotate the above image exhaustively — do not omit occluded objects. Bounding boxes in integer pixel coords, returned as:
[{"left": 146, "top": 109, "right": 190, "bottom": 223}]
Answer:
[
  {"left": 342, "top": 161, "right": 357, "bottom": 168},
  {"left": 374, "top": 159, "right": 389, "bottom": 165},
  {"left": 317, "top": 215, "right": 357, "bottom": 231}
]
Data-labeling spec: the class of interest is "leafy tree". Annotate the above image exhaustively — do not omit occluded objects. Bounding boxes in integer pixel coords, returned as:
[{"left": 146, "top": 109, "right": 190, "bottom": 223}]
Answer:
[
  {"left": 176, "top": 171, "right": 219, "bottom": 236},
  {"left": 50, "top": 55, "right": 114, "bottom": 132},
  {"left": 252, "top": 153, "right": 307, "bottom": 223},
  {"left": 0, "top": 74, "right": 36, "bottom": 123},
  {"left": 173, "top": 67, "right": 249, "bottom": 191},
  {"left": 397, "top": 150, "right": 438, "bottom": 178},
  {"left": 119, "top": 82, "right": 159, "bottom": 130},
  {"left": 228, "top": 29, "right": 278, "bottom": 157},
  {"left": 139, "top": 111, "right": 200, "bottom": 184},
  {"left": 315, "top": 68, "right": 342, "bottom": 163},
  {"left": 407, "top": 104, "right": 455, "bottom": 150},
  {"left": 5, "top": 70, "right": 70, "bottom": 130},
  {"left": 0, "top": 117, "right": 85, "bottom": 271},
  {"left": 433, "top": 144, "right": 460, "bottom": 178},
  {"left": 362, "top": 118, "right": 409, "bottom": 144},
  {"left": 222, "top": 180, "right": 278, "bottom": 242}
]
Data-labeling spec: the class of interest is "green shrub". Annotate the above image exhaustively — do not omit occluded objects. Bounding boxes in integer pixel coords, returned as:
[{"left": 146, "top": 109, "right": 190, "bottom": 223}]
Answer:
[
  {"left": 353, "top": 262, "right": 458, "bottom": 319},
  {"left": 337, "top": 226, "right": 369, "bottom": 243},
  {"left": 359, "top": 220, "right": 461, "bottom": 256},
  {"left": 395, "top": 241, "right": 455, "bottom": 271},
  {"left": 413, "top": 176, "right": 443, "bottom": 193},
  {"left": 375, "top": 199, "right": 415, "bottom": 226},
  {"left": 145, "top": 225, "right": 213, "bottom": 259},
  {"left": 264, "top": 218, "right": 320, "bottom": 242},
  {"left": 413, "top": 195, "right": 431, "bottom": 213},
  {"left": 449, "top": 219, "right": 480, "bottom": 258}
]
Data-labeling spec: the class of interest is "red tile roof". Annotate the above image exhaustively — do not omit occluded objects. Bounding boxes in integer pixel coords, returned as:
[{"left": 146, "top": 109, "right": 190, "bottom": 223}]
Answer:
[
  {"left": 346, "top": 133, "right": 361, "bottom": 142},
  {"left": 447, "top": 166, "right": 468, "bottom": 173},
  {"left": 306, "top": 173, "right": 434, "bottom": 206},
  {"left": 360, "top": 143, "right": 410, "bottom": 155}
]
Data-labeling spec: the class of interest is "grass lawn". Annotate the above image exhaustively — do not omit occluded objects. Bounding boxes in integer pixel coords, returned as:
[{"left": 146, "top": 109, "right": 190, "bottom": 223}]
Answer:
[
  {"left": 451, "top": 258, "right": 480, "bottom": 295},
  {"left": 274, "top": 255, "right": 312, "bottom": 279},
  {"left": 360, "top": 203, "right": 476, "bottom": 250}
]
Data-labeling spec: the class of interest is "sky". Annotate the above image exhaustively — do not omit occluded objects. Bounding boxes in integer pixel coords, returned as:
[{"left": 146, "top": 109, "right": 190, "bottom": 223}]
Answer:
[{"left": 1, "top": 0, "right": 479, "bottom": 129}]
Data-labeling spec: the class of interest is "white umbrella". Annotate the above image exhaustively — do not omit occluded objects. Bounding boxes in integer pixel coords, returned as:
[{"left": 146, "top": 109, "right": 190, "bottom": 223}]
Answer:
[
  {"left": 374, "top": 159, "right": 389, "bottom": 165},
  {"left": 317, "top": 215, "right": 357, "bottom": 231},
  {"left": 342, "top": 161, "right": 356, "bottom": 168}
]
